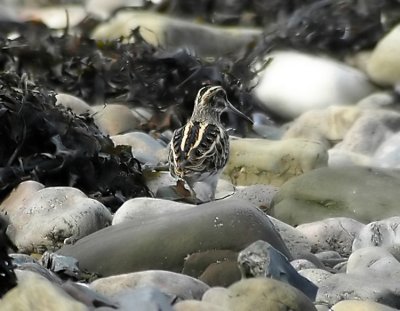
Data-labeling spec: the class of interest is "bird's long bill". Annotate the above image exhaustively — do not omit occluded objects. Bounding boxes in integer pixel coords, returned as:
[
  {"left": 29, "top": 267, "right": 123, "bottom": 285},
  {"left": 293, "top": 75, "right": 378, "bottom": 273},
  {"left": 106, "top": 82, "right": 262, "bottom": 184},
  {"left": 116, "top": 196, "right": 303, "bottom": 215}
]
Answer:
[{"left": 226, "top": 100, "right": 253, "bottom": 123}]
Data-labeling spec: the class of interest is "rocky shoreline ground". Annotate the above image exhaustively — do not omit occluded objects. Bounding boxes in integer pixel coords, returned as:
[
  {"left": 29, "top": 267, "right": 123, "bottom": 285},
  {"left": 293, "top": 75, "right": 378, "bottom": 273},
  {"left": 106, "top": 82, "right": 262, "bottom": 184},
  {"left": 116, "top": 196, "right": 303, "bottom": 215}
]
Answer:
[{"left": 1, "top": 1, "right": 400, "bottom": 310}]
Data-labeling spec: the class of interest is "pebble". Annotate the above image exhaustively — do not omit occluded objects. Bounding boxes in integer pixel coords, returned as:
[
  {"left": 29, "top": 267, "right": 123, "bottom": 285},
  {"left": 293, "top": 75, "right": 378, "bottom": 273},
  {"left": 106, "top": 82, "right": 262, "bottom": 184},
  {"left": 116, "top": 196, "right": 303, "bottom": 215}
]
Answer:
[
  {"left": 55, "top": 94, "right": 93, "bottom": 115},
  {"left": 0, "top": 181, "right": 112, "bottom": 253},
  {"left": 57, "top": 199, "right": 292, "bottom": 276},
  {"left": 316, "top": 273, "right": 400, "bottom": 309},
  {"left": 297, "top": 268, "right": 332, "bottom": 286},
  {"left": 296, "top": 217, "right": 364, "bottom": 257},
  {"left": 332, "top": 300, "right": 399, "bottom": 311},
  {"left": 203, "top": 278, "right": 317, "bottom": 311},
  {"left": 93, "top": 104, "right": 143, "bottom": 135},
  {"left": 112, "top": 197, "right": 195, "bottom": 225},
  {"left": 111, "top": 131, "right": 168, "bottom": 166},
  {"left": 367, "top": 23, "right": 400, "bottom": 86},
  {"left": 237, "top": 240, "right": 318, "bottom": 300},
  {"left": 272, "top": 166, "right": 400, "bottom": 225},
  {"left": 91, "top": 11, "right": 262, "bottom": 58},
  {"left": 352, "top": 217, "right": 400, "bottom": 258},
  {"left": 372, "top": 131, "right": 400, "bottom": 168},
  {"left": 347, "top": 246, "right": 400, "bottom": 279},
  {"left": 0, "top": 270, "right": 88, "bottom": 311},
  {"left": 90, "top": 270, "right": 209, "bottom": 300},
  {"left": 253, "top": 51, "right": 374, "bottom": 119},
  {"left": 223, "top": 138, "right": 328, "bottom": 186}
]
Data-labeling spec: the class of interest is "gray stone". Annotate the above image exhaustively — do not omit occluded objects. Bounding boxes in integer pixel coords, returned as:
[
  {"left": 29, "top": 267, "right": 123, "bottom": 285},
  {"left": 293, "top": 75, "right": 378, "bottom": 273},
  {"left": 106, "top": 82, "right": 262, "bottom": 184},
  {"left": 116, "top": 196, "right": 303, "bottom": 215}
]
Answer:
[
  {"left": 298, "top": 268, "right": 332, "bottom": 286},
  {"left": 272, "top": 167, "right": 400, "bottom": 225},
  {"left": 55, "top": 93, "right": 92, "bottom": 115},
  {"left": 237, "top": 240, "right": 317, "bottom": 300},
  {"left": 332, "top": 300, "right": 399, "bottom": 311},
  {"left": 1, "top": 182, "right": 112, "bottom": 253},
  {"left": 90, "top": 270, "right": 208, "bottom": 301},
  {"left": 316, "top": 273, "right": 400, "bottom": 308},
  {"left": 58, "top": 199, "right": 292, "bottom": 276}
]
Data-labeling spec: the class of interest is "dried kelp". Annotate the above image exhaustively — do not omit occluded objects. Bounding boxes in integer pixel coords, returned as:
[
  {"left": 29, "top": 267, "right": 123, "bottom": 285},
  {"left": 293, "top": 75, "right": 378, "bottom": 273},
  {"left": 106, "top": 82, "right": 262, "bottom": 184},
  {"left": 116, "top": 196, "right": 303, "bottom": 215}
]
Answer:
[{"left": 0, "top": 72, "right": 149, "bottom": 208}]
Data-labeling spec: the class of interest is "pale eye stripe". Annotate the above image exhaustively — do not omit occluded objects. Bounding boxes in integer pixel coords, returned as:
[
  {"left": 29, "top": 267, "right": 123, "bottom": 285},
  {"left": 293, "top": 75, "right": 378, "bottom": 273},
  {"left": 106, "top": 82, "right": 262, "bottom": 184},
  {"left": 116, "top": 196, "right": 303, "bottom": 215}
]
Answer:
[{"left": 180, "top": 122, "right": 192, "bottom": 151}]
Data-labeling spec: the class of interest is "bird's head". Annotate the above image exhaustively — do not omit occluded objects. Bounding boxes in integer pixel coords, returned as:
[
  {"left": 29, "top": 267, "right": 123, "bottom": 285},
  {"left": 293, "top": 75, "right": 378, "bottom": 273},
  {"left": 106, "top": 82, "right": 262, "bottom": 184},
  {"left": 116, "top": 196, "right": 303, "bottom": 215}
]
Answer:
[{"left": 192, "top": 85, "right": 252, "bottom": 123}]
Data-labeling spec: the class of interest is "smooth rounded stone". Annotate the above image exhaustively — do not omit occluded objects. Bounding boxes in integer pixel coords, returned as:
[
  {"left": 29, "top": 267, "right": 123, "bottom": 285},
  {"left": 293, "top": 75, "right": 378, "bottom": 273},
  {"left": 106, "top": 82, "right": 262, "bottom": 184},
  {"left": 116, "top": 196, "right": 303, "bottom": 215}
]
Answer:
[
  {"left": 328, "top": 149, "right": 372, "bottom": 167},
  {"left": 174, "top": 300, "right": 228, "bottom": 311},
  {"left": 372, "top": 132, "right": 400, "bottom": 168},
  {"left": 283, "top": 106, "right": 362, "bottom": 145},
  {"left": 208, "top": 278, "right": 317, "bottom": 311},
  {"left": 237, "top": 240, "right": 318, "bottom": 300},
  {"left": 269, "top": 216, "right": 312, "bottom": 258},
  {"left": 298, "top": 269, "right": 332, "bottom": 286},
  {"left": 112, "top": 198, "right": 195, "bottom": 225},
  {"left": 347, "top": 247, "right": 400, "bottom": 279},
  {"left": 291, "top": 259, "right": 317, "bottom": 271},
  {"left": 367, "top": 23, "right": 400, "bottom": 85},
  {"left": 21, "top": 5, "right": 86, "bottom": 29},
  {"left": 85, "top": 0, "right": 144, "bottom": 20},
  {"left": 253, "top": 51, "right": 374, "bottom": 120},
  {"left": 314, "top": 251, "right": 345, "bottom": 267},
  {"left": 223, "top": 138, "right": 328, "bottom": 186},
  {"left": 91, "top": 11, "right": 262, "bottom": 58},
  {"left": 90, "top": 270, "right": 209, "bottom": 300},
  {"left": 55, "top": 93, "right": 93, "bottom": 115},
  {"left": 58, "top": 199, "right": 292, "bottom": 276},
  {"left": 111, "top": 132, "right": 168, "bottom": 166},
  {"left": 353, "top": 217, "right": 400, "bottom": 258},
  {"left": 357, "top": 92, "right": 396, "bottom": 109},
  {"left": 272, "top": 167, "right": 400, "bottom": 225},
  {"left": 316, "top": 273, "right": 400, "bottom": 309},
  {"left": 332, "top": 300, "right": 399, "bottom": 311},
  {"left": 296, "top": 217, "right": 364, "bottom": 257},
  {"left": 199, "top": 260, "right": 241, "bottom": 287},
  {"left": 251, "top": 112, "right": 284, "bottom": 140},
  {"left": 202, "top": 287, "right": 231, "bottom": 305},
  {"left": 227, "top": 184, "right": 279, "bottom": 213},
  {"left": 144, "top": 170, "right": 177, "bottom": 196},
  {"left": 0, "top": 270, "right": 88, "bottom": 311},
  {"left": 93, "top": 104, "right": 142, "bottom": 136},
  {"left": 0, "top": 182, "right": 112, "bottom": 253},
  {"left": 16, "top": 264, "right": 62, "bottom": 285},
  {"left": 10, "top": 253, "right": 37, "bottom": 266},
  {"left": 110, "top": 287, "right": 174, "bottom": 311},
  {"left": 334, "top": 109, "right": 400, "bottom": 156}
]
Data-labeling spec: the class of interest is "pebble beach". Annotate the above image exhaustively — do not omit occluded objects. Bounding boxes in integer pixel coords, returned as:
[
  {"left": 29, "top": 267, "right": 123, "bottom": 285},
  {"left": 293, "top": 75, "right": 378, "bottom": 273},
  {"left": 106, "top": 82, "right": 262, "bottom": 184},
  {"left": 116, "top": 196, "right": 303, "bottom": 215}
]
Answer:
[{"left": 1, "top": 1, "right": 400, "bottom": 310}]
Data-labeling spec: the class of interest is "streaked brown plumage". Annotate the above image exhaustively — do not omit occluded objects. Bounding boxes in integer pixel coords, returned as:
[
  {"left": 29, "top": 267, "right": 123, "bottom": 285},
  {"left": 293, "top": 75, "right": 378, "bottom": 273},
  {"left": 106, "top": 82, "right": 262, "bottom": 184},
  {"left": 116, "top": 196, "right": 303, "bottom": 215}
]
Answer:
[{"left": 169, "top": 85, "right": 251, "bottom": 201}]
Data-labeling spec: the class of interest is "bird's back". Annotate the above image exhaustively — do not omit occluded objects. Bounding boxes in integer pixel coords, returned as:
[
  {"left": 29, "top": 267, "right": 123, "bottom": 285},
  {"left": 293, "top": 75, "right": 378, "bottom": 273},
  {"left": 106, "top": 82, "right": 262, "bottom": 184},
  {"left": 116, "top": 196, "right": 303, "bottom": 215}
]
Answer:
[{"left": 169, "top": 120, "right": 229, "bottom": 184}]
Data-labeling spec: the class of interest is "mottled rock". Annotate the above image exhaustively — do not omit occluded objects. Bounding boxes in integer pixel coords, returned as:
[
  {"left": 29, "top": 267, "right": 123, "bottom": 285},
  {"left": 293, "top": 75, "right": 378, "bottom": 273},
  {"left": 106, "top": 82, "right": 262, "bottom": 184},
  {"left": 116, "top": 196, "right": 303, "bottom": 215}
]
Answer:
[
  {"left": 353, "top": 217, "right": 400, "bottom": 259},
  {"left": 367, "top": 23, "right": 400, "bottom": 85},
  {"left": 334, "top": 109, "right": 400, "bottom": 156},
  {"left": 0, "top": 270, "right": 88, "bottom": 311},
  {"left": 298, "top": 268, "right": 332, "bottom": 286},
  {"left": 206, "top": 278, "right": 317, "bottom": 311},
  {"left": 347, "top": 246, "right": 400, "bottom": 279},
  {"left": 0, "top": 182, "right": 112, "bottom": 253},
  {"left": 291, "top": 259, "right": 317, "bottom": 271},
  {"left": 317, "top": 273, "right": 400, "bottom": 308},
  {"left": 90, "top": 270, "right": 208, "bottom": 300},
  {"left": 296, "top": 217, "right": 364, "bottom": 257},
  {"left": 223, "top": 138, "right": 328, "bottom": 186},
  {"left": 253, "top": 51, "right": 374, "bottom": 119},
  {"left": 237, "top": 240, "right": 317, "bottom": 300},
  {"left": 272, "top": 167, "right": 400, "bottom": 225},
  {"left": 58, "top": 199, "right": 292, "bottom": 276}
]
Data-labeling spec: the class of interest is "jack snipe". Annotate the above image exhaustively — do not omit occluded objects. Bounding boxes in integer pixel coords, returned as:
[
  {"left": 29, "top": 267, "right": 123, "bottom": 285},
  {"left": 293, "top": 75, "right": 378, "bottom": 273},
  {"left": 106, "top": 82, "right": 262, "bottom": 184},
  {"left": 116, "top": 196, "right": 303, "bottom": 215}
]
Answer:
[{"left": 169, "top": 85, "right": 252, "bottom": 202}]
